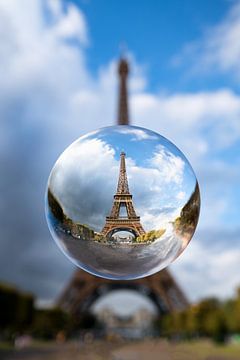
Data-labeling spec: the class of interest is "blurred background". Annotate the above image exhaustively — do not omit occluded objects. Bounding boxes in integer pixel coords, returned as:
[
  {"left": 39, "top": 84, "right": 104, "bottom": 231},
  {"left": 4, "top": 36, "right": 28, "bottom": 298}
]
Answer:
[{"left": 0, "top": 0, "right": 240, "bottom": 359}]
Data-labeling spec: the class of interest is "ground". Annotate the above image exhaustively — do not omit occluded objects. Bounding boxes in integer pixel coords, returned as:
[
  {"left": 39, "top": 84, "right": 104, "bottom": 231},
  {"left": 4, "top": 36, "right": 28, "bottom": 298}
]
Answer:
[{"left": 1, "top": 339, "right": 240, "bottom": 360}]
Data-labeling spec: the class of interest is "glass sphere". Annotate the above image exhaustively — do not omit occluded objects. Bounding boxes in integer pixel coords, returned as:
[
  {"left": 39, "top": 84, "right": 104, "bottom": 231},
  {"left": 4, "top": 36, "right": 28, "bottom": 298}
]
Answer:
[{"left": 46, "top": 125, "right": 200, "bottom": 279}]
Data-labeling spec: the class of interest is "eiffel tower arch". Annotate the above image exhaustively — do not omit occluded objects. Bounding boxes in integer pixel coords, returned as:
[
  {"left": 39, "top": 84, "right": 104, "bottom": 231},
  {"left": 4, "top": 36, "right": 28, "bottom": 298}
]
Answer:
[{"left": 58, "top": 269, "right": 188, "bottom": 316}]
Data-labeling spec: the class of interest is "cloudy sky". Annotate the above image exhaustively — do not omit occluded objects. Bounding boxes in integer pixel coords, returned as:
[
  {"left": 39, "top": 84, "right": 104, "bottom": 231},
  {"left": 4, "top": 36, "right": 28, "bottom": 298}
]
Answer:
[
  {"left": 0, "top": 0, "right": 240, "bottom": 306},
  {"left": 49, "top": 126, "right": 196, "bottom": 232}
]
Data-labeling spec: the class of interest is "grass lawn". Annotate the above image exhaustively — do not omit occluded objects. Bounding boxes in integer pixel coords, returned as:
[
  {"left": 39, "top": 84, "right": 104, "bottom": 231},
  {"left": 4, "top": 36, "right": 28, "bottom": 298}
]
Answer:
[
  {"left": 0, "top": 339, "right": 240, "bottom": 359},
  {"left": 112, "top": 339, "right": 240, "bottom": 360},
  {"left": 0, "top": 341, "right": 13, "bottom": 351},
  {"left": 173, "top": 340, "right": 240, "bottom": 359}
]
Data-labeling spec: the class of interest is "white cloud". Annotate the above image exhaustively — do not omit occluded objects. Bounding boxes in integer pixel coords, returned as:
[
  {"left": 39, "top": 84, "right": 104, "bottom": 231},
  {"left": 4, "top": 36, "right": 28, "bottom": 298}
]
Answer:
[
  {"left": 47, "top": 0, "right": 62, "bottom": 17},
  {"left": 48, "top": 1, "right": 88, "bottom": 44},
  {"left": 177, "top": 191, "right": 186, "bottom": 200},
  {"left": 172, "top": 232, "right": 240, "bottom": 301},
  {"left": 132, "top": 89, "right": 240, "bottom": 157},
  {"left": 151, "top": 145, "right": 185, "bottom": 185},
  {"left": 50, "top": 137, "right": 118, "bottom": 228},
  {"left": 115, "top": 127, "right": 158, "bottom": 141},
  {"left": 172, "top": 2, "right": 240, "bottom": 78}
]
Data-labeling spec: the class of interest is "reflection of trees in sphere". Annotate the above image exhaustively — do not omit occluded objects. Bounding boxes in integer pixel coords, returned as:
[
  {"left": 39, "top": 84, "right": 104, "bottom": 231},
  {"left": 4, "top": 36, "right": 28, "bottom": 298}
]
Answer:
[{"left": 46, "top": 125, "right": 200, "bottom": 280}]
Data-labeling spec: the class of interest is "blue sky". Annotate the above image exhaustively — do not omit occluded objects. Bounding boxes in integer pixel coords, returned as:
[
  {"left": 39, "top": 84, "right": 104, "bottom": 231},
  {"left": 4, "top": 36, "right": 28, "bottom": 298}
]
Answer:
[
  {"left": 0, "top": 0, "right": 240, "bottom": 307},
  {"left": 78, "top": 0, "right": 237, "bottom": 92}
]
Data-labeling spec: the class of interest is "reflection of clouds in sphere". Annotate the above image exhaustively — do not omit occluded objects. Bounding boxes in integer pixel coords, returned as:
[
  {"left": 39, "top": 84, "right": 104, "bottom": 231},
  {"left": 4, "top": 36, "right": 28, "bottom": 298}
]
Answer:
[
  {"left": 50, "top": 138, "right": 117, "bottom": 228},
  {"left": 46, "top": 125, "right": 200, "bottom": 280}
]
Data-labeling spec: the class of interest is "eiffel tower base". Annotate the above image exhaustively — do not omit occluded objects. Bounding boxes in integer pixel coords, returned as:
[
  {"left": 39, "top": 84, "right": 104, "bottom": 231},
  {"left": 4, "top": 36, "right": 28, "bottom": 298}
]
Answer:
[{"left": 102, "top": 218, "right": 145, "bottom": 237}]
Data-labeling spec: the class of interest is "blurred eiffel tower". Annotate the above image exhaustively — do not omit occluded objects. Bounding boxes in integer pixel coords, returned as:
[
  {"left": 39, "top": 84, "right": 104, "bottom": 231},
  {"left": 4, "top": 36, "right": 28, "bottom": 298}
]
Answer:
[{"left": 58, "top": 58, "right": 188, "bottom": 316}]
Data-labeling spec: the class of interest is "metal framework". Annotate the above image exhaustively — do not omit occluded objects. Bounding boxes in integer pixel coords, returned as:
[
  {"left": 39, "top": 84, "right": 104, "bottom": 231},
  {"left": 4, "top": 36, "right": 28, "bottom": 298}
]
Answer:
[
  {"left": 118, "top": 59, "right": 129, "bottom": 125},
  {"left": 58, "top": 269, "right": 189, "bottom": 316},
  {"left": 57, "top": 58, "right": 189, "bottom": 316},
  {"left": 101, "top": 151, "right": 145, "bottom": 237}
]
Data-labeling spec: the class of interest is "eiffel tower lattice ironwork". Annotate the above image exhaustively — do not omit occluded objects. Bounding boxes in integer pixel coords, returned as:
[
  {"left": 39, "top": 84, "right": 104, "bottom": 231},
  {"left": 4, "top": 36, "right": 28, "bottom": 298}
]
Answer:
[
  {"left": 57, "top": 57, "right": 189, "bottom": 316},
  {"left": 118, "top": 58, "right": 129, "bottom": 125},
  {"left": 101, "top": 151, "right": 145, "bottom": 237}
]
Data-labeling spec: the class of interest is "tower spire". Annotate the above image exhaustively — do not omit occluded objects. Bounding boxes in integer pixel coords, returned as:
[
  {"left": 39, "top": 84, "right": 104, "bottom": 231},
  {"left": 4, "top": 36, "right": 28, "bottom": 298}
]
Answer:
[
  {"left": 116, "top": 152, "right": 130, "bottom": 194},
  {"left": 117, "top": 58, "right": 129, "bottom": 125}
]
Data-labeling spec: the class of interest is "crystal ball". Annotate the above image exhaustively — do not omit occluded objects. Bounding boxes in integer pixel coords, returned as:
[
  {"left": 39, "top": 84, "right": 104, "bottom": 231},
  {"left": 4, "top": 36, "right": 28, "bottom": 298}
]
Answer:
[{"left": 46, "top": 125, "right": 200, "bottom": 279}]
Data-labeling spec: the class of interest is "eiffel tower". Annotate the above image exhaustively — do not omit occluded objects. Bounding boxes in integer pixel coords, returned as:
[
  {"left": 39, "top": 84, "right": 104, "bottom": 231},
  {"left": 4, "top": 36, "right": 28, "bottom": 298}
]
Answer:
[
  {"left": 57, "top": 57, "right": 189, "bottom": 315},
  {"left": 101, "top": 151, "right": 145, "bottom": 237},
  {"left": 58, "top": 269, "right": 188, "bottom": 316}
]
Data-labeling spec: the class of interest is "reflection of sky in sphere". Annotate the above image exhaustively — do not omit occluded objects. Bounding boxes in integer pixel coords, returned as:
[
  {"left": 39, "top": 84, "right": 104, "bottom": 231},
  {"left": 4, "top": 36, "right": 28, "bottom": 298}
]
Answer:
[{"left": 49, "top": 125, "right": 197, "bottom": 232}]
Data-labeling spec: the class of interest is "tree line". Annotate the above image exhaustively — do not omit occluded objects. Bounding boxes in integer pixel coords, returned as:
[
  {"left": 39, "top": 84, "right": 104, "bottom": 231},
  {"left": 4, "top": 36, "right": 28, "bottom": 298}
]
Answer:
[
  {"left": 1, "top": 281, "right": 240, "bottom": 343},
  {"left": 155, "top": 288, "right": 240, "bottom": 343},
  {"left": 0, "top": 282, "right": 100, "bottom": 342}
]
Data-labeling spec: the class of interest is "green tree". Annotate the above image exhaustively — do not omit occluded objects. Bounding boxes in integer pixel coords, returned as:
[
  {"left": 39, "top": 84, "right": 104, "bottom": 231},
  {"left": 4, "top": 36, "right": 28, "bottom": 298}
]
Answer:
[
  {"left": 32, "top": 308, "right": 70, "bottom": 340},
  {"left": 0, "top": 283, "right": 34, "bottom": 333}
]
